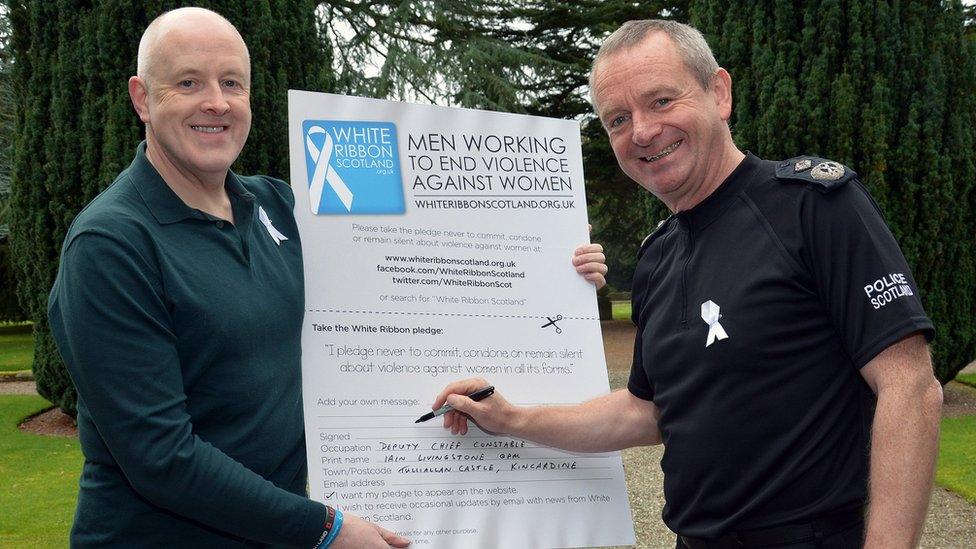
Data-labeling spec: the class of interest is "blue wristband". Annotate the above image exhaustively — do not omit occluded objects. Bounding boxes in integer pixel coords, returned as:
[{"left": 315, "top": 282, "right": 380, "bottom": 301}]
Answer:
[{"left": 319, "top": 508, "right": 344, "bottom": 549}]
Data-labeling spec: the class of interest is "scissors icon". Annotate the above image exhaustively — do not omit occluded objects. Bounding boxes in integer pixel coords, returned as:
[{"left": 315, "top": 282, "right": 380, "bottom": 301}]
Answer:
[{"left": 541, "top": 315, "right": 563, "bottom": 334}]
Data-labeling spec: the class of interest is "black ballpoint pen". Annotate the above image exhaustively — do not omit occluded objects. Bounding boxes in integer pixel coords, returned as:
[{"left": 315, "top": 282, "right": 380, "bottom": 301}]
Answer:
[{"left": 415, "top": 386, "right": 495, "bottom": 423}]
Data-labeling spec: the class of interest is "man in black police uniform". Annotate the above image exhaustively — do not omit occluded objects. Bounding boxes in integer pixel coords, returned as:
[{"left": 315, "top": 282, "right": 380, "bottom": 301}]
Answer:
[{"left": 432, "top": 19, "right": 942, "bottom": 549}]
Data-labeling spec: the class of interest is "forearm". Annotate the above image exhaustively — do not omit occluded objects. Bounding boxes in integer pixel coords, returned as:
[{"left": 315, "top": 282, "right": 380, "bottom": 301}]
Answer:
[
  {"left": 506, "top": 389, "right": 661, "bottom": 453},
  {"left": 130, "top": 431, "right": 328, "bottom": 545},
  {"left": 864, "top": 378, "right": 942, "bottom": 548}
]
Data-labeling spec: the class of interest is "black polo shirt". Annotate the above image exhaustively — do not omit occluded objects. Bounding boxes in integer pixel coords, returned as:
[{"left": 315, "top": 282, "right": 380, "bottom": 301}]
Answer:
[
  {"left": 628, "top": 153, "right": 934, "bottom": 538},
  {"left": 49, "top": 142, "right": 329, "bottom": 547}
]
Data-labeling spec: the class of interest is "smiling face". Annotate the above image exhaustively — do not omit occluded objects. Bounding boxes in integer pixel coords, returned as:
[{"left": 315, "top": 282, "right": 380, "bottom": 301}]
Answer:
[
  {"left": 593, "top": 32, "right": 736, "bottom": 212},
  {"left": 129, "top": 13, "right": 251, "bottom": 185}
]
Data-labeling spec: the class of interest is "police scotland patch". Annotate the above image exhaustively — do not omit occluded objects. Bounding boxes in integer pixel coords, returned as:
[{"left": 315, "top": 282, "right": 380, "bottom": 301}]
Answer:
[{"left": 864, "top": 272, "right": 915, "bottom": 310}]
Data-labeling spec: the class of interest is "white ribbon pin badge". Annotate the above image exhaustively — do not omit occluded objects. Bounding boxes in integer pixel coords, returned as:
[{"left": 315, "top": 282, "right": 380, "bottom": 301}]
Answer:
[
  {"left": 701, "top": 300, "right": 729, "bottom": 347},
  {"left": 306, "top": 125, "right": 354, "bottom": 213},
  {"left": 258, "top": 206, "right": 288, "bottom": 246}
]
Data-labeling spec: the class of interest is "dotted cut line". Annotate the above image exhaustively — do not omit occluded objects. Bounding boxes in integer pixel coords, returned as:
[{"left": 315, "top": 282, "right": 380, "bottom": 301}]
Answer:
[{"left": 305, "top": 309, "right": 598, "bottom": 321}]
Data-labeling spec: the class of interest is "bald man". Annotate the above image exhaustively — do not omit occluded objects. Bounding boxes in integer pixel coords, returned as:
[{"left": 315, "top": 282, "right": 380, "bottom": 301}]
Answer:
[{"left": 48, "top": 8, "right": 411, "bottom": 548}]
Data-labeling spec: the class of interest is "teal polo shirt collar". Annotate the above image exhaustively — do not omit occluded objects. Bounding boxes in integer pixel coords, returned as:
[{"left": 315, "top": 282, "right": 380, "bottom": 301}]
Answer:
[{"left": 129, "top": 141, "right": 255, "bottom": 225}]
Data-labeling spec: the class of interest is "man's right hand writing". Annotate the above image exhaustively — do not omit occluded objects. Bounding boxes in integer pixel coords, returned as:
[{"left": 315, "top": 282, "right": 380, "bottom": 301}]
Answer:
[
  {"left": 432, "top": 377, "right": 517, "bottom": 436},
  {"left": 432, "top": 377, "right": 662, "bottom": 453},
  {"left": 332, "top": 513, "right": 410, "bottom": 548}
]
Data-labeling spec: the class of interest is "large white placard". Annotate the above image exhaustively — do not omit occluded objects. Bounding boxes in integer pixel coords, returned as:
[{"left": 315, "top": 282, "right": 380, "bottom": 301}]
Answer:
[{"left": 289, "top": 90, "right": 635, "bottom": 549}]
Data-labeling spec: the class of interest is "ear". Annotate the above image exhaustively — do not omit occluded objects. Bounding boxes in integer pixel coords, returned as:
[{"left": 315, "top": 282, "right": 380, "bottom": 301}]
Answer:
[
  {"left": 711, "top": 68, "right": 733, "bottom": 121},
  {"left": 128, "top": 76, "right": 151, "bottom": 124}
]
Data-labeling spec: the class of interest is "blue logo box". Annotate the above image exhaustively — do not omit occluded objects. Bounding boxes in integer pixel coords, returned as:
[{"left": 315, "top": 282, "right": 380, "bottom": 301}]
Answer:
[{"left": 302, "top": 120, "right": 405, "bottom": 215}]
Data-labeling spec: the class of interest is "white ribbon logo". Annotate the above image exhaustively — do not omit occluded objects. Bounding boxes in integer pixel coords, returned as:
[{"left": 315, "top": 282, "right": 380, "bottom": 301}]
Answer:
[
  {"left": 258, "top": 206, "right": 288, "bottom": 246},
  {"left": 701, "top": 300, "right": 729, "bottom": 347},
  {"left": 306, "top": 126, "right": 354, "bottom": 213}
]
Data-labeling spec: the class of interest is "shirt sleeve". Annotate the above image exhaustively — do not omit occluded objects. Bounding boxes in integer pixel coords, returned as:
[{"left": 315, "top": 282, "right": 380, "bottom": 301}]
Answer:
[
  {"left": 48, "top": 230, "right": 328, "bottom": 548},
  {"left": 627, "top": 322, "right": 654, "bottom": 400},
  {"left": 799, "top": 181, "right": 935, "bottom": 368},
  {"left": 626, "top": 279, "right": 654, "bottom": 400}
]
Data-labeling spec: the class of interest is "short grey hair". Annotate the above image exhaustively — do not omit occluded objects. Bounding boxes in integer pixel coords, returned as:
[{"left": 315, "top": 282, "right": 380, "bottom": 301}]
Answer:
[{"left": 589, "top": 20, "right": 719, "bottom": 106}]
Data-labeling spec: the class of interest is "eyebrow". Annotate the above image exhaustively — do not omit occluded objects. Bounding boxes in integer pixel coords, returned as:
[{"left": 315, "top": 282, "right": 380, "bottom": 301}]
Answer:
[
  {"left": 169, "top": 67, "right": 248, "bottom": 80},
  {"left": 598, "top": 84, "right": 684, "bottom": 122},
  {"left": 641, "top": 85, "right": 683, "bottom": 99},
  {"left": 597, "top": 106, "right": 622, "bottom": 125}
]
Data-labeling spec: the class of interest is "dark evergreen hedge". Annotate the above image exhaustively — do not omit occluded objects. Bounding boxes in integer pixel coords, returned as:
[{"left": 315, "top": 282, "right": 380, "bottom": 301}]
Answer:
[
  {"left": 7, "top": 1, "right": 331, "bottom": 414},
  {"left": 689, "top": 0, "right": 976, "bottom": 382},
  {"left": 0, "top": 239, "right": 24, "bottom": 321}
]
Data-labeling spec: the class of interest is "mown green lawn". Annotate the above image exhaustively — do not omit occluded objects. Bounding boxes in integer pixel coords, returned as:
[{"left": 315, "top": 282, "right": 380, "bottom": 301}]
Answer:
[
  {"left": 937, "top": 415, "right": 976, "bottom": 503},
  {"left": 0, "top": 332, "right": 33, "bottom": 373},
  {"left": 611, "top": 300, "right": 631, "bottom": 320},
  {"left": 955, "top": 373, "right": 976, "bottom": 389},
  {"left": 0, "top": 396, "right": 80, "bottom": 548}
]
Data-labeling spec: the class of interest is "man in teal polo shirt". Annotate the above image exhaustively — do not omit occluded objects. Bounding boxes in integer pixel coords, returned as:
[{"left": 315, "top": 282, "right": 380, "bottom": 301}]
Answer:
[
  {"left": 48, "top": 7, "right": 610, "bottom": 548},
  {"left": 46, "top": 7, "right": 413, "bottom": 548}
]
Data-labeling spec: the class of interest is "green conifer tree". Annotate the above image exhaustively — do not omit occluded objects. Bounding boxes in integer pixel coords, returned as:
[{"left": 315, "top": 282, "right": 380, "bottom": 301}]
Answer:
[
  {"left": 6, "top": 0, "right": 331, "bottom": 414},
  {"left": 690, "top": 0, "right": 976, "bottom": 382},
  {"left": 0, "top": 12, "right": 21, "bottom": 321}
]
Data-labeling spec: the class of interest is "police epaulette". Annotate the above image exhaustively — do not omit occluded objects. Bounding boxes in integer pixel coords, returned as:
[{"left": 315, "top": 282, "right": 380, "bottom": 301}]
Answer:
[{"left": 775, "top": 156, "right": 857, "bottom": 193}]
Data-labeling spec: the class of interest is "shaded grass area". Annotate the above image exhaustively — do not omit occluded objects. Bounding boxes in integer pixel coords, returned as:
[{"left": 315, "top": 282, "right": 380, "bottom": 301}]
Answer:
[
  {"left": 611, "top": 300, "right": 631, "bottom": 321},
  {"left": 0, "top": 332, "right": 34, "bottom": 372},
  {"left": 937, "top": 415, "right": 976, "bottom": 504},
  {"left": 0, "top": 396, "right": 80, "bottom": 548},
  {"left": 955, "top": 373, "right": 976, "bottom": 389},
  {"left": 0, "top": 322, "right": 32, "bottom": 335}
]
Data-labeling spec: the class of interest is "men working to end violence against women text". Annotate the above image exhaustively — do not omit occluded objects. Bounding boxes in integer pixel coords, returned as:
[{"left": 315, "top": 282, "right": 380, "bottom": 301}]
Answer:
[
  {"left": 47, "top": 7, "right": 609, "bottom": 548},
  {"left": 434, "top": 20, "right": 942, "bottom": 549}
]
